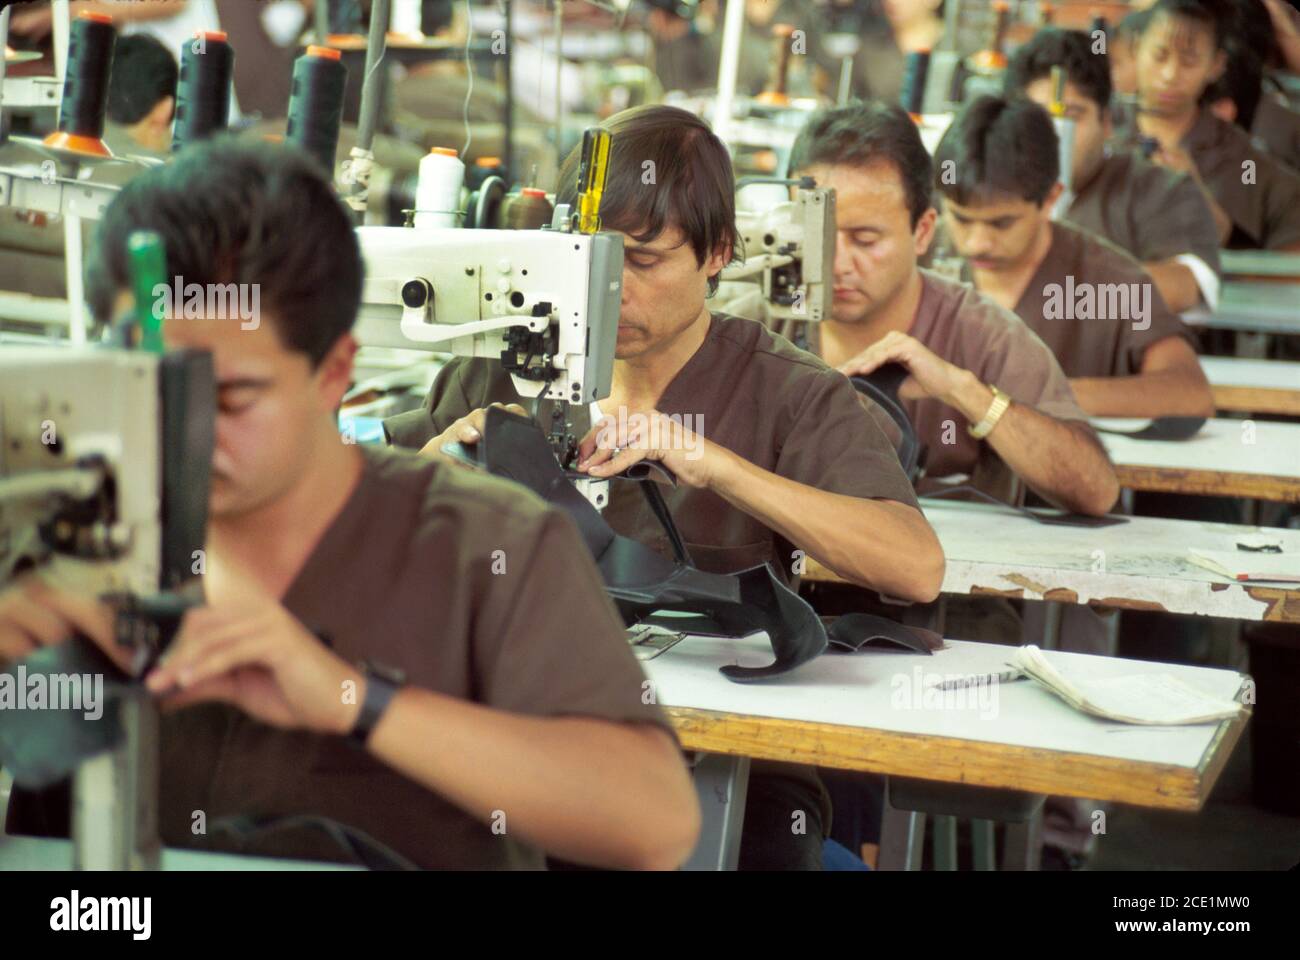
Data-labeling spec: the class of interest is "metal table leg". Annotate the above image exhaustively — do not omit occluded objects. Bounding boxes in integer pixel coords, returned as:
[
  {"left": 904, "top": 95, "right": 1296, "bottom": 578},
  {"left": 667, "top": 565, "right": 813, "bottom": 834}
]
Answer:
[
  {"left": 933, "top": 815, "right": 958, "bottom": 871},
  {"left": 972, "top": 819, "right": 996, "bottom": 870},
  {"left": 682, "top": 753, "right": 750, "bottom": 871},
  {"left": 879, "top": 779, "right": 927, "bottom": 870},
  {"left": 1002, "top": 808, "right": 1044, "bottom": 871}
]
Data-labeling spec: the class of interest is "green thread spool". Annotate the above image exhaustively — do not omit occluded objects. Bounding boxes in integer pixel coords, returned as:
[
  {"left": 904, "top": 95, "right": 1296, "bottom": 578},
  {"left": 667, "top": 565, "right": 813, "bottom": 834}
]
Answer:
[{"left": 127, "top": 231, "right": 167, "bottom": 353}]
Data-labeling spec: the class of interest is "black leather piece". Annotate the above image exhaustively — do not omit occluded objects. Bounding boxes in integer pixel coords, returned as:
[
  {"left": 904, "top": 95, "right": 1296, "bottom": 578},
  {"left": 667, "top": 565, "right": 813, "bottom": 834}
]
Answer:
[
  {"left": 476, "top": 406, "right": 827, "bottom": 681},
  {"left": 921, "top": 484, "right": 1130, "bottom": 528},
  {"left": 825, "top": 613, "right": 943, "bottom": 654},
  {"left": 0, "top": 638, "right": 133, "bottom": 789},
  {"left": 1091, "top": 416, "right": 1207, "bottom": 441},
  {"left": 850, "top": 363, "right": 920, "bottom": 481}
]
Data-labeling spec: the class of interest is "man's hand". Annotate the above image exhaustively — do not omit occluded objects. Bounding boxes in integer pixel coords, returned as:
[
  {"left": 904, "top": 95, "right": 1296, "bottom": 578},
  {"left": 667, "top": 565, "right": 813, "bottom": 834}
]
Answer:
[
  {"left": 835, "top": 331, "right": 968, "bottom": 404},
  {"left": 577, "top": 409, "right": 719, "bottom": 488},
  {"left": 145, "top": 596, "right": 364, "bottom": 736},
  {"left": 0, "top": 576, "right": 128, "bottom": 671},
  {"left": 417, "top": 402, "right": 528, "bottom": 466}
]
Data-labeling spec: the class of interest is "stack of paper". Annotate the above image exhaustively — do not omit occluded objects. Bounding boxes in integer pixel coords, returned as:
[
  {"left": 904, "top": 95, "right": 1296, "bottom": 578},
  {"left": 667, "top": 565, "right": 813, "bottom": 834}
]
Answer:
[{"left": 1014, "top": 646, "right": 1244, "bottom": 725}]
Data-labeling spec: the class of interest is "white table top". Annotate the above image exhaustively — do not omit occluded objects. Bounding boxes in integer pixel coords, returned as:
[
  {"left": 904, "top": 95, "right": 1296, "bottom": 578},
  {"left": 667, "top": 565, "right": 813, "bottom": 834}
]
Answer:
[
  {"left": 920, "top": 499, "right": 1300, "bottom": 622},
  {"left": 649, "top": 635, "right": 1248, "bottom": 807},
  {"left": 1218, "top": 250, "right": 1300, "bottom": 278},
  {"left": 1182, "top": 282, "right": 1300, "bottom": 334},
  {"left": 0, "top": 835, "right": 359, "bottom": 870},
  {"left": 1201, "top": 356, "right": 1300, "bottom": 391},
  {"left": 1096, "top": 417, "right": 1300, "bottom": 489}
]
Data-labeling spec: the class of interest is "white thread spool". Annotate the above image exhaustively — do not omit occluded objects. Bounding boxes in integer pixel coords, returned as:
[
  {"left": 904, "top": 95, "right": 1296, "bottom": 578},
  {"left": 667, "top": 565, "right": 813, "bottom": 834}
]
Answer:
[
  {"left": 415, "top": 147, "right": 465, "bottom": 229},
  {"left": 390, "top": 0, "right": 423, "bottom": 38}
]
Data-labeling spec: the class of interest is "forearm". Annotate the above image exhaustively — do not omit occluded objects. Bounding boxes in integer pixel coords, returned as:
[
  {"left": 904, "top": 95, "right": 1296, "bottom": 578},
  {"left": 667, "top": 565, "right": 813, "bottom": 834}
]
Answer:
[
  {"left": 945, "top": 373, "right": 1119, "bottom": 515},
  {"left": 1070, "top": 369, "right": 1215, "bottom": 418},
  {"left": 368, "top": 689, "right": 699, "bottom": 870},
  {"left": 1143, "top": 259, "right": 1202, "bottom": 312},
  {"left": 707, "top": 448, "right": 944, "bottom": 600}
]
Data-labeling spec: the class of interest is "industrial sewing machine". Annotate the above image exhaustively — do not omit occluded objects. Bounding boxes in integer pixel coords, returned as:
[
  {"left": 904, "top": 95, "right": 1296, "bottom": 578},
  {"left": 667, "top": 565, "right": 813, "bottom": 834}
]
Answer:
[
  {"left": 354, "top": 210, "right": 624, "bottom": 507},
  {"left": 352, "top": 131, "right": 838, "bottom": 681},
  {"left": 0, "top": 347, "right": 215, "bottom": 869},
  {"left": 721, "top": 177, "right": 835, "bottom": 323}
]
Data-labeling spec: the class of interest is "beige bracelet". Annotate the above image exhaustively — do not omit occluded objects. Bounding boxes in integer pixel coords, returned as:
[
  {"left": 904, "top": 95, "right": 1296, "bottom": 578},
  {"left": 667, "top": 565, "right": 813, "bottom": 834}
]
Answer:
[{"left": 968, "top": 385, "right": 1012, "bottom": 439}]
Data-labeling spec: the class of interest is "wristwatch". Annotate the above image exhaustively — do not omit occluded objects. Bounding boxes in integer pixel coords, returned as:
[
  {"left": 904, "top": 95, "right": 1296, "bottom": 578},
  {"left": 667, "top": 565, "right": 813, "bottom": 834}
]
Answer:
[
  {"left": 968, "top": 384, "right": 1012, "bottom": 440},
  {"left": 347, "top": 660, "right": 406, "bottom": 748}
]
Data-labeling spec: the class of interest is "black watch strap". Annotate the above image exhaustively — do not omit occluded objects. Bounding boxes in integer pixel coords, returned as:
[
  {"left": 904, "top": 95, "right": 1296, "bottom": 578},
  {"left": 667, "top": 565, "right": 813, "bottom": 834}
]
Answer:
[{"left": 348, "top": 661, "right": 405, "bottom": 748}]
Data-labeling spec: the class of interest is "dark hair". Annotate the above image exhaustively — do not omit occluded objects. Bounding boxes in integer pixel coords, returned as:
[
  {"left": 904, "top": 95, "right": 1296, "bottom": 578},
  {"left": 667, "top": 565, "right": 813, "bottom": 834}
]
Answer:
[
  {"left": 554, "top": 105, "right": 738, "bottom": 295},
  {"left": 933, "top": 95, "right": 1059, "bottom": 207},
  {"left": 87, "top": 138, "right": 362, "bottom": 366},
  {"left": 1142, "top": 0, "right": 1229, "bottom": 50},
  {"left": 1233, "top": 0, "right": 1284, "bottom": 66},
  {"left": 1206, "top": 44, "right": 1264, "bottom": 130},
  {"left": 1005, "top": 28, "right": 1111, "bottom": 113},
  {"left": 106, "top": 34, "right": 179, "bottom": 125},
  {"left": 788, "top": 101, "right": 933, "bottom": 227}
]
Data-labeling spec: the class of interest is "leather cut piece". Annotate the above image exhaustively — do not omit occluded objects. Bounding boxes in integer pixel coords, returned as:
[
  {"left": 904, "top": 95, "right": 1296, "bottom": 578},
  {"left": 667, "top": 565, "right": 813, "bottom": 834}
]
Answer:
[
  {"left": 0, "top": 638, "right": 133, "bottom": 789},
  {"left": 850, "top": 362, "right": 920, "bottom": 480},
  {"left": 476, "top": 406, "right": 827, "bottom": 681},
  {"left": 824, "top": 613, "right": 944, "bottom": 654},
  {"left": 1091, "top": 416, "right": 1207, "bottom": 441},
  {"left": 921, "top": 484, "right": 1130, "bottom": 528}
]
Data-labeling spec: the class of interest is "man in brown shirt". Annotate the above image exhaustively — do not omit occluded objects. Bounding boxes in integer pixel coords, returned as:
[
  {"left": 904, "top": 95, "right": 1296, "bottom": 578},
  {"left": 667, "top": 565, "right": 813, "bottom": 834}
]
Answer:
[
  {"left": 388, "top": 104, "right": 945, "bottom": 870},
  {"left": 932, "top": 95, "right": 1214, "bottom": 418},
  {"left": 1113, "top": 0, "right": 1300, "bottom": 251},
  {"left": 782, "top": 101, "right": 1119, "bottom": 514},
  {"left": 1, "top": 140, "right": 699, "bottom": 871},
  {"left": 1005, "top": 27, "right": 1223, "bottom": 313}
]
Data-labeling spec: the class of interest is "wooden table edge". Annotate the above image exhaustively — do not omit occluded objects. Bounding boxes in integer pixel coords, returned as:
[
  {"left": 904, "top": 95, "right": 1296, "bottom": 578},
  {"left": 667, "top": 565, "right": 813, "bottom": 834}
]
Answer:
[
  {"left": 1114, "top": 465, "right": 1300, "bottom": 503},
  {"left": 665, "top": 703, "right": 1250, "bottom": 812},
  {"left": 1211, "top": 386, "right": 1300, "bottom": 417}
]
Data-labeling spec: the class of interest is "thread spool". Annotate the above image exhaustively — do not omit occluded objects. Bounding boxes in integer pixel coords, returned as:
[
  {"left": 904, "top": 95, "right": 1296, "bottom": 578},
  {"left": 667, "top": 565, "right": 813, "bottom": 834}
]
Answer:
[
  {"left": 285, "top": 45, "right": 348, "bottom": 175},
  {"left": 969, "top": 1, "right": 1011, "bottom": 73},
  {"left": 756, "top": 23, "right": 796, "bottom": 106},
  {"left": 171, "top": 30, "right": 234, "bottom": 155},
  {"left": 502, "top": 187, "right": 553, "bottom": 231},
  {"left": 44, "top": 11, "right": 115, "bottom": 156},
  {"left": 900, "top": 50, "right": 931, "bottom": 117},
  {"left": 415, "top": 147, "right": 465, "bottom": 229},
  {"left": 390, "top": 0, "right": 423, "bottom": 37},
  {"left": 468, "top": 155, "right": 504, "bottom": 191}
]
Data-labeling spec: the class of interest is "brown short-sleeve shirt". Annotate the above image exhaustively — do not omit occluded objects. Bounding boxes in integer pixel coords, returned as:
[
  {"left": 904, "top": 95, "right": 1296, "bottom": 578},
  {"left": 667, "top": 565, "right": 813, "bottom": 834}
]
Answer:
[
  {"left": 1010, "top": 222, "right": 1200, "bottom": 378},
  {"left": 144, "top": 448, "right": 670, "bottom": 870},
  {"left": 1252, "top": 95, "right": 1300, "bottom": 176},
  {"left": 1065, "top": 150, "right": 1222, "bottom": 272},
  {"left": 1111, "top": 105, "right": 1300, "bottom": 250},
  {"left": 783, "top": 270, "right": 1091, "bottom": 501},
  {"left": 386, "top": 313, "right": 920, "bottom": 582}
]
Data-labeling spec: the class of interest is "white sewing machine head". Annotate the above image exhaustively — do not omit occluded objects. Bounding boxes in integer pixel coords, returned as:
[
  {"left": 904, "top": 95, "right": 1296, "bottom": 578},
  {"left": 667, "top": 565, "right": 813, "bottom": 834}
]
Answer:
[
  {"left": 721, "top": 179, "right": 836, "bottom": 323},
  {"left": 353, "top": 226, "right": 624, "bottom": 407},
  {"left": 0, "top": 347, "right": 211, "bottom": 601}
]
